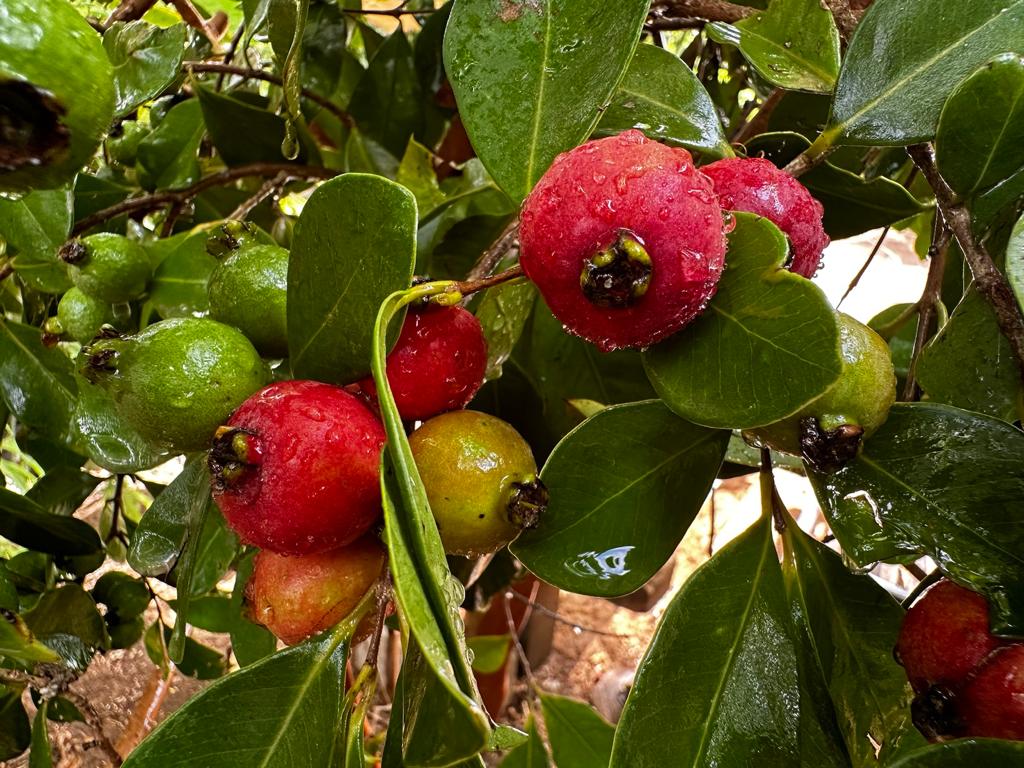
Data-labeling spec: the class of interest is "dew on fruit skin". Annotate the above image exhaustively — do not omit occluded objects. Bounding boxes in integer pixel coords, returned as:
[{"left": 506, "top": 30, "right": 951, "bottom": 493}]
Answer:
[
  {"left": 593, "top": 172, "right": 607, "bottom": 184},
  {"left": 658, "top": 206, "right": 670, "bottom": 221}
]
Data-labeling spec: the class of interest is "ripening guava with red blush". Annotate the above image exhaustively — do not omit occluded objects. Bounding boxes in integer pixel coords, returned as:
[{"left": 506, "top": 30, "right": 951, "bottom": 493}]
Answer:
[
  {"left": 519, "top": 129, "right": 728, "bottom": 352},
  {"left": 701, "top": 156, "right": 829, "bottom": 278},
  {"left": 958, "top": 644, "right": 1024, "bottom": 740},
  {"left": 210, "top": 379, "right": 385, "bottom": 555},
  {"left": 246, "top": 535, "right": 386, "bottom": 645},
  {"left": 357, "top": 304, "right": 488, "bottom": 421}
]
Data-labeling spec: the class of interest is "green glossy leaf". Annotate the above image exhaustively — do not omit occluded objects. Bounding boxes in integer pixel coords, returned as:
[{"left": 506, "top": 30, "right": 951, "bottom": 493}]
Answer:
[
  {"left": 746, "top": 132, "right": 926, "bottom": 239},
  {"left": 179, "top": 499, "right": 237, "bottom": 597},
  {"left": 467, "top": 634, "right": 510, "bottom": 674},
  {"left": 707, "top": 0, "right": 840, "bottom": 93},
  {"left": 24, "top": 584, "right": 109, "bottom": 651},
  {"left": 0, "top": 187, "right": 73, "bottom": 294},
  {"left": 643, "top": 214, "right": 842, "bottom": 429},
  {"left": 0, "top": 321, "right": 77, "bottom": 443},
  {"left": 936, "top": 55, "right": 1024, "bottom": 205},
  {"left": 92, "top": 572, "right": 151, "bottom": 619},
  {"left": 123, "top": 630, "right": 350, "bottom": 767},
  {"left": 349, "top": 30, "right": 423, "bottom": 158},
  {"left": 136, "top": 99, "right": 204, "bottom": 191},
  {"left": 474, "top": 274, "right": 536, "bottom": 381},
  {"left": 396, "top": 140, "right": 446, "bottom": 217},
  {"left": 725, "top": 433, "right": 805, "bottom": 474},
  {"left": 148, "top": 230, "right": 218, "bottom": 318},
  {"left": 24, "top": 467, "right": 98, "bottom": 517},
  {"left": 0, "top": 687, "right": 30, "bottom": 761},
  {"left": 594, "top": 44, "right": 732, "bottom": 159},
  {"left": 497, "top": 716, "right": 550, "bottom": 768},
  {"left": 611, "top": 516, "right": 847, "bottom": 768},
  {"left": 809, "top": 403, "right": 1024, "bottom": 634},
  {"left": 917, "top": 285, "right": 1023, "bottom": 423},
  {"left": 71, "top": 378, "right": 170, "bottom": 474},
  {"left": 444, "top": 0, "right": 650, "bottom": 201},
  {"left": 512, "top": 401, "right": 728, "bottom": 597},
  {"left": 104, "top": 21, "right": 187, "bottom": 115},
  {"left": 1009, "top": 213, "right": 1024, "bottom": 313},
  {"left": 782, "top": 524, "right": 923, "bottom": 766},
  {"left": 541, "top": 693, "right": 614, "bottom": 768},
  {"left": 0, "top": 610, "right": 61, "bottom": 665},
  {"left": 229, "top": 550, "right": 278, "bottom": 666},
  {"left": 145, "top": 623, "right": 228, "bottom": 679},
  {"left": 869, "top": 303, "right": 917, "bottom": 388},
  {"left": 886, "top": 739, "right": 1024, "bottom": 766},
  {"left": 0, "top": 488, "right": 103, "bottom": 556},
  {"left": 127, "top": 456, "right": 207, "bottom": 576},
  {"left": 29, "top": 699, "right": 51, "bottom": 768},
  {"left": 196, "top": 85, "right": 311, "bottom": 166},
  {"left": 289, "top": 174, "right": 417, "bottom": 383},
  {"left": 826, "top": 0, "right": 1024, "bottom": 145}
]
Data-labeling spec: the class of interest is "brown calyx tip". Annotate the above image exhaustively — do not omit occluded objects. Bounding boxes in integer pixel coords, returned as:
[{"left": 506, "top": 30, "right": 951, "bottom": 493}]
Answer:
[
  {"left": 59, "top": 239, "right": 87, "bottom": 265},
  {"left": 206, "top": 219, "right": 257, "bottom": 257},
  {"left": 81, "top": 347, "right": 118, "bottom": 383},
  {"left": 580, "top": 229, "right": 652, "bottom": 309},
  {"left": 911, "top": 685, "right": 963, "bottom": 742},
  {"left": 799, "top": 417, "right": 864, "bottom": 474},
  {"left": 208, "top": 427, "right": 261, "bottom": 489},
  {"left": 507, "top": 477, "right": 549, "bottom": 531},
  {"left": 0, "top": 81, "right": 70, "bottom": 172}
]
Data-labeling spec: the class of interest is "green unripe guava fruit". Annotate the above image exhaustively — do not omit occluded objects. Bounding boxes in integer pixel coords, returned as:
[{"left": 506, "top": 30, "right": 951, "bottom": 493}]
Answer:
[
  {"left": 81, "top": 318, "right": 270, "bottom": 452},
  {"left": 0, "top": 0, "right": 116, "bottom": 192},
  {"left": 207, "top": 243, "right": 289, "bottom": 358},
  {"left": 61, "top": 233, "right": 152, "bottom": 304},
  {"left": 57, "top": 287, "right": 114, "bottom": 343}
]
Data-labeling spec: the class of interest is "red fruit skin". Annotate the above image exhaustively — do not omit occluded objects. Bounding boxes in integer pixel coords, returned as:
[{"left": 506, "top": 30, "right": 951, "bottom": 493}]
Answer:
[
  {"left": 246, "top": 535, "right": 385, "bottom": 645},
  {"left": 896, "top": 580, "right": 1003, "bottom": 693},
  {"left": 959, "top": 644, "right": 1024, "bottom": 740},
  {"left": 213, "top": 380, "right": 385, "bottom": 555},
  {"left": 357, "top": 305, "right": 487, "bottom": 421},
  {"left": 701, "top": 157, "right": 829, "bottom": 279},
  {"left": 519, "top": 129, "right": 727, "bottom": 352}
]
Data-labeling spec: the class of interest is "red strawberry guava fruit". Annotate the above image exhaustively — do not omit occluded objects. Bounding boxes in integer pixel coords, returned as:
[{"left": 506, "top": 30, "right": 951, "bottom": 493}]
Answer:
[
  {"left": 519, "top": 129, "right": 728, "bottom": 352},
  {"left": 701, "top": 156, "right": 829, "bottom": 278},
  {"left": 209, "top": 380, "right": 385, "bottom": 555},
  {"left": 958, "top": 644, "right": 1024, "bottom": 740}
]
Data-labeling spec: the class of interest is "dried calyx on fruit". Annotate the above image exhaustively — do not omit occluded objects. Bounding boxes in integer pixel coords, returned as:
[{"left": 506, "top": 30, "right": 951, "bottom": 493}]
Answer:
[
  {"left": 60, "top": 233, "right": 152, "bottom": 304},
  {"left": 519, "top": 129, "right": 728, "bottom": 352},
  {"left": 701, "top": 156, "right": 829, "bottom": 279},
  {"left": 356, "top": 303, "right": 488, "bottom": 421},
  {"left": 210, "top": 380, "right": 385, "bottom": 555},
  {"left": 409, "top": 410, "right": 547, "bottom": 557},
  {"left": 896, "top": 579, "right": 1024, "bottom": 742}
]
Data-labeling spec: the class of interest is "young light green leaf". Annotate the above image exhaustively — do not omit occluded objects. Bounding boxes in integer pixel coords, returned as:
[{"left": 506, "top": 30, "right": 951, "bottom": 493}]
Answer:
[
  {"left": 289, "top": 174, "right": 417, "bottom": 383},
  {"left": 809, "top": 403, "right": 1024, "bottom": 634},
  {"left": 0, "top": 610, "right": 61, "bottom": 665},
  {"left": 643, "top": 214, "right": 842, "bottom": 429},
  {"left": 512, "top": 401, "right": 728, "bottom": 597},
  {"left": 444, "top": 0, "right": 650, "bottom": 201},
  {"left": 826, "top": 0, "right": 1024, "bottom": 145},
  {"left": 467, "top": 634, "right": 511, "bottom": 675},
  {"left": 595, "top": 44, "right": 732, "bottom": 159},
  {"left": 541, "top": 693, "right": 614, "bottom": 768},
  {"left": 123, "top": 630, "right": 350, "bottom": 767},
  {"left": 104, "top": 21, "right": 186, "bottom": 115},
  {"left": 707, "top": 0, "right": 840, "bottom": 93}
]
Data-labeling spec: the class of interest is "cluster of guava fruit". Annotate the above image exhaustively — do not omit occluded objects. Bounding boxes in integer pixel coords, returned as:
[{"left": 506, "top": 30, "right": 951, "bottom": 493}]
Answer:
[
  {"left": 519, "top": 129, "right": 896, "bottom": 468},
  {"left": 897, "top": 580, "right": 1024, "bottom": 741}
]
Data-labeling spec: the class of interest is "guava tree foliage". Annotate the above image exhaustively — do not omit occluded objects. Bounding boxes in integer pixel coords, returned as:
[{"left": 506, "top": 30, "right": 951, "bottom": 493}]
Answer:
[{"left": 0, "top": 0, "right": 1022, "bottom": 764}]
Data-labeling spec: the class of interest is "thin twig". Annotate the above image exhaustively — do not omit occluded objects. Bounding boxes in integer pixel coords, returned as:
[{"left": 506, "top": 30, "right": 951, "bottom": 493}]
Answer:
[
  {"left": 341, "top": 3, "right": 437, "bottom": 16},
  {"left": 504, "top": 591, "right": 537, "bottom": 689},
  {"left": 106, "top": 474, "right": 125, "bottom": 544},
  {"left": 0, "top": 262, "right": 12, "bottom": 282},
  {"left": 908, "top": 143, "right": 1024, "bottom": 381},
  {"left": 72, "top": 163, "right": 337, "bottom": 236},
  {"left": 902, "top": 214, "right": 952, "bottom": 401},
  {"left": 465, "top": 219, "right": 520, "bottom": 282},
  {"left": 228, "top": 171, "right": 289, "bottom": 221},
  {"left": 217, "top": 23, "right": 246, "bottom": 91},
  {"left": 505, "top": 590, "right": 632, "bottom": 639},
  {"left": 102, "top": 0, "right": 158, "bottom": 29},
  {"left": 649, "top": 0, "right": 756, "bottom": 23},
  {"left": 451, "top": 264, "right": 524, "bottom": 299},
  {"left": 364, "top": 567, "right": 392, "bottom": 672},
  {"left": 731, "top": 88, "right": 784, "bottom": 146},
  {"left": 783, "top": 142, "right": 835, "bottom": 178},
  {"left": 183, "top": 61, "right": 354, "bottom": 127},
  {"left": 823, "top": 0, "right": 859, "bottom": 45},
  {"left": 170, "top": 0, "right": 222, "bottom": 49},
  {"left": 838, "top": 226, "right": 890, "bottom": 307}
]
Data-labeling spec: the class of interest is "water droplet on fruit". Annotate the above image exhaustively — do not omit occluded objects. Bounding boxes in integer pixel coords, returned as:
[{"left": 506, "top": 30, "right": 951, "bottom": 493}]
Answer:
[
  {"left": 722, "top": 210, "right": 736, "bottom": 233},
  {"left": 593, "top": 172, "right": 606, "bottom": 184},
  {"left": 658, "top": 206, "right": 670, "bottom": 220}
]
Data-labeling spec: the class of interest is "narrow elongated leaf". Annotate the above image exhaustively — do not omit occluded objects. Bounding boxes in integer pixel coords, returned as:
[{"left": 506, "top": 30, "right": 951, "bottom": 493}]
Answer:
[
  {"left": 611, "top": 516, "right": 847, "bottom": 767},
  {"left": 886, "top": 739, "right": 1024, "bottom": 766},
  {"left": 128, "top": 457, "right": 208, "bottom": 576},
  {"left": 136, "top": 99, "right": 204, "bottom": 191},
  {"left": 104, "top": 21, "right": 186, "bottom": 115},
  {"left": 29, "top": 700, "right": 52, "bottom": 768},
  {"left": 0, "top": 488, "right": 102, "bottom": 556},
  {"left": 643, "top": 213, "right": 842, "bottom": 429},
  {"left": 595, "top": 44, "right": 732, "bottom": 159},
  {"left": 782, "top": 524, "right": 923, "bottom": 766},
  {"left": 936, "top": 55, "right": 1024, "bottom": 202},
  {"left": 809, "top": 403, "right": 1024, "bottom": 634},
  {"left": 444, "top": 0, "right": 650, "bottom": 201},
  {"left": 289, "top": 175, "right": 417, "bottom": 383},
  {"left": 827, "top": 0, "right": 1024, "bottom": 145},
  {"left": 0, "top": 188, "right": 73, "bottom": 294},
  {"left": 707, "top": 0, "right": 840, "bottom": 93},
  {"left": 541, "top": 693, "right": 614, "bottom": 768},
  {"left": 0, "top": 322, "right": 77, "bottom": 443},
  {"left": 123, "top": 630, "right": 350, "bottom": 767},
  {"left": 512, "top": 401, "right": 728, "bottom": 597},
  {"left": 0, "top": 611, "right": 61, "bottom": 665}
]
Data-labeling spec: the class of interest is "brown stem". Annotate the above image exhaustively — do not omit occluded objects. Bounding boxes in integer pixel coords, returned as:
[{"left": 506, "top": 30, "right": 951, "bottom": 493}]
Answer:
[
  {"left": 783, "top": 144, "right": 835, "bottom": 178},
  {"left": 170, "top": 0, "right": 223, "bottom": 49},
  {"left": 227, "top": 171, "right": 289, "bottom": 221},
  {"left": 465, "top": 219, "right": 520, "bottom": 282},
  {"left": 823, "top": 0, "right": 859, "bottom": 45},
  {"left": 903, "top": 214, "right": 952, "bottom": 401},
  {"left": 102, "top": 0, "right": 158, "bottom": 29},
  {"left": 505, "top": 590, "right": 629, "bottom": 639},
  {"left": 650, "top": 0, "right": 756, "bottom": 23},
  {"left": 0, "top": 263, "right": 12, "bottom": 283},
  {"left": 908, "top": 143, "right": 1024, "bottom": 382},
  {"left": 115, "top": 666, "right": 175, "bottom": 757},
  {"left": 451, "top": 264, "right": 524, "bottom": 299},
  {"left": 183, "top": 62, "right": 354, "bottom": 127},
  {"left": 72, "top": 163, "right": 337, "bottom": 236},
  {"left": 364, "top": 566, "right": 392, "bottom": 672},
  {"left": 342, "top": 2, "right": 437, "bottom": 16},
  {"left": 732, "top": 88, "right": 785, "bottom": 146},
  {"left": 838, "top": 225, "right": 890, "bottom": 307}
]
